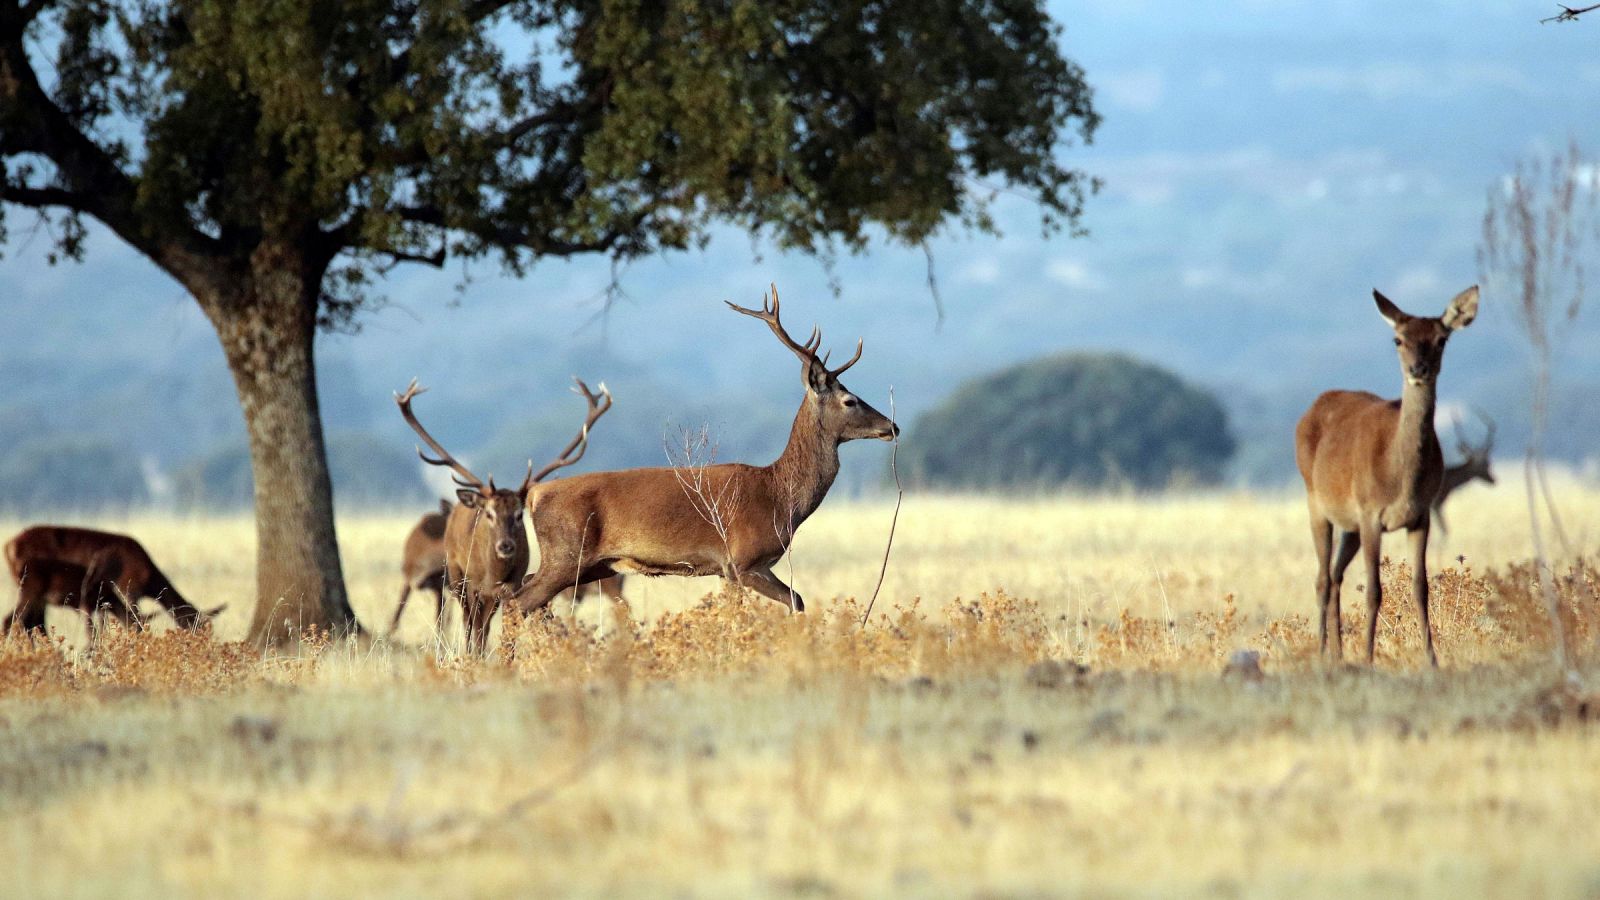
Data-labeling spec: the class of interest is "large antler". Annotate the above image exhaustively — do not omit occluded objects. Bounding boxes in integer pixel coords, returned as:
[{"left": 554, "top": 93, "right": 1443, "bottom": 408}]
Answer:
[
  {"left": 395, "top": 379, "right": 485, "bottom": 491},
  {"left": 527, "top": 378, "right": 614, "bottom": 486},
  {"left": 1452, "top": 407, "right": 1497, "bottom": 458},
  {"left": 1475, "top": 407, "right": 1496, "bottom": 456},
  {"left": 725, "top": 283, "right": 864, "bottom": 378}
]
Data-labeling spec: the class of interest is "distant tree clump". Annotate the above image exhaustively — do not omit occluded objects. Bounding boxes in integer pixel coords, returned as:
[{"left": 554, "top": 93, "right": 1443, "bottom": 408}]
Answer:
[
  {"left": 904, "top": 353, "right": 1235, "bottom": 490},
  {"left": 174, "top": 433, "right": 430, "bottom": 509},
  {"left": 0, "top": 437, "right": 148, "bottom": 508}
]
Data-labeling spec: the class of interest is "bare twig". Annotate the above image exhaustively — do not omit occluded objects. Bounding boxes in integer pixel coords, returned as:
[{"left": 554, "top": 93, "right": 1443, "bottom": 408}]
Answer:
[
  {"left": 862, "top": 388, "right": 903, "bottom": 627},
  {"left": 921, "top": 242, "right": 947, "bottom": 332}
]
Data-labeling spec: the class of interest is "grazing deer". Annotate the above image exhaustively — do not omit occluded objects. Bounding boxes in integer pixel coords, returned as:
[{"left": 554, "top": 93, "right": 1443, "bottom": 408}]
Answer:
[
  {"left": 1432, "top": 410, "right": 1496, "bottom": 535},
  {"left": 395, "top": 378, "right": 612, "bottom": 654},
  {"left": 1295, "top": 285, "right": 1479, "bottom": 667},
  {"left": 509, "top": 285, "right": 898, "bottom": 616},
  {"left": 387, "top": 500, "right": 453, "bottom": 638},
  {"left": 3, "top": 526, "right": 223, "bottom": 636}
]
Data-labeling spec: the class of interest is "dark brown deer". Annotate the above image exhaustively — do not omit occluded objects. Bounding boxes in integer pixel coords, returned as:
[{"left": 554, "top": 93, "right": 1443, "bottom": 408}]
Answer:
[
  {"left": 386, "top": 499, "right": 452, "bottom": 638},
  {"left": 1295, "top": 285, "right": 1479, "bottom": 667},
  {"left": 1432, "top": 410, "right": 1496, "bottom": 534},
  {"left": 3, "top": 526, "right": 223, "bottom": 636},
  {"left": 509, "top": 284, "right": 897, "bottom": 616},
  {"left": 395, "top": 377, "right": 612, "bottom": 654}
]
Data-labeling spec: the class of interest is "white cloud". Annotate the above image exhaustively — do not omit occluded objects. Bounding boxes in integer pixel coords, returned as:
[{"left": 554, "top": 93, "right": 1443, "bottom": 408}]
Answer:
[
  {"left": 956, "top": 257, "right": 1002, "bottom": 285},
  {"left": 1092, "top": 146, "right": 1439, "bottom": 208},
  {"left": 1393, "top": 266, "right": 1443, "bottom": 299},
  {"left": 1271, "top": 63, "right": 1536, "bottom": 100},
  {"left": 1099, "top": 68, "right": 1165, "bottom": 112},
  {"left": 1045, "top": 259, "right": 1104, "bottom": 291}
]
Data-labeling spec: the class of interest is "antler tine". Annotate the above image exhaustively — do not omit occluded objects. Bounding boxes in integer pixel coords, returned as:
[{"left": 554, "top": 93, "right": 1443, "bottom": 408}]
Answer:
[
  {"left": 725, "top": 283, "right": 822, "bottom": 366},
  {"left": 1451, "top": 410, "right": 1472, "bottom": 455},
  {"left": 395, "top": 379, "right": 484, "bottom": 491},
  {"left": 528, "top": 378, "right": 614, "bottom": 485},
  {"left": 1474, "top": 406, "right": 1496, "bottom": 452},
  {"left": 828, "top": 337, "right": 864, "bottom": 376}
]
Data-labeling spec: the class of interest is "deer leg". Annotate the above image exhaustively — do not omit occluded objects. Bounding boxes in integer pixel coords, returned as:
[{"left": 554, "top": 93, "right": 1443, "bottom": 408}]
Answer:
[
  {"left": 388, "top": 582, "right": 412, "bottom": 637},
  {"left": 431, "top": 579, "right": 449, "bottom": 638},
  {"left": 1309, "top": 515, "right": 1334, "bottom": 656},
  {"left": 1327, "top": 530, "right": 1360, "bottom": 662},
  {"left": 1361, "top": 523, "right": 1384, "bottom": 665},
  {"left": 1409, "top": 522, "right": 1437, "bottom": 668},
  {"left": 466, "top": 596, "right": 494, "bottom": 656},
  {"left": 742, "top": 566, "right": 805, "bottom": 613}
]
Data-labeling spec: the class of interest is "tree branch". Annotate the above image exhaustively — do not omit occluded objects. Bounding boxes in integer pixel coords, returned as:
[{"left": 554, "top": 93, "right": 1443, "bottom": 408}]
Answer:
[
  {"left": 393, "top": 204, "right": 647, "bottom": 258},
  {"left": 0, "top": 22, "right": 225, "bottom": 295},
  {"left": 1542, "top": 3, "right": 1600, "bottom": 22},
  {"left": 0, "top": 181, "right": 82, "bottom": 209}
]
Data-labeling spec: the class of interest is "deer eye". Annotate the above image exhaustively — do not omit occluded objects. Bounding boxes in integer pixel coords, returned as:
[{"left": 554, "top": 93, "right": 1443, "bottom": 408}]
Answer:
[
  {"left": 843, "top": 397, "right": 858, "bottom": 407},
  {"left": 1393, "top": 337, "right": 1402, "bottom": 346}
]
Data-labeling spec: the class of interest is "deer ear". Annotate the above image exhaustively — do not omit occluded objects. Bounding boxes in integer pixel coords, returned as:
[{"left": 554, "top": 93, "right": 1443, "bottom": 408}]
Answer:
[
  {"left": 1373, "top": 289, "right": 1408, "bottom": 328},
  {"left": 456, "top": 489, "right": 481, "bottom": 509},
  {"left": 804, "top": 358, "right": 832, "bottom": 394},
  {"left": 439, "top": 499, "right": 453, "bottom": 515},
  {"left": 1441, "top": 285, "right": 1479, "bottom": 330}
]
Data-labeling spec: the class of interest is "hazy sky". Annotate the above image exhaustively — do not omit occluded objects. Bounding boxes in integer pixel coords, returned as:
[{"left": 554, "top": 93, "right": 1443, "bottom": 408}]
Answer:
[{"left": 4, "top": 0, "right": 1598, "bottom": 485}]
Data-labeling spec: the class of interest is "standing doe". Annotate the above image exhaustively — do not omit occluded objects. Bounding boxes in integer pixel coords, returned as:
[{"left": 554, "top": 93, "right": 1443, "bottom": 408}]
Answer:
[
  {"left": 396, "top": 378, "right": 612, "bottom": 654},
  {"left": 508, "top": 285, "right": 897, "bottom": 616},
  {"left": 1295, "top": 285, "right": 1479, "bottom": 666}
]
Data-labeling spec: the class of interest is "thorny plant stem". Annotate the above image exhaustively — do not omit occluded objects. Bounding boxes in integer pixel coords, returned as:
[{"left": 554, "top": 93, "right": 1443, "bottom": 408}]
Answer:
[{"left": 863, "top": 388, "right": 903, "bottom": 627}]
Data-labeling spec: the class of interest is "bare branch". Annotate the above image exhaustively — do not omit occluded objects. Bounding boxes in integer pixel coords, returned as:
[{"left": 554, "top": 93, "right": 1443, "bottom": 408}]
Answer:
[{"left": 0, "top": 182, "right": 83, "bottom": 210}]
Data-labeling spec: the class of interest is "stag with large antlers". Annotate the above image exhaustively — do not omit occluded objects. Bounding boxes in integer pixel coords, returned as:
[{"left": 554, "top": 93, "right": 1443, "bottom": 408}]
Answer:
[
  {"left": 1296, "top": 285, "right": 1479, "bottom": 667},
  {"left": 395, "top": 378, "right": 612, "bottom": 653},
  {"left": 4, "top": 526, "right": 224, "bottom": 638},
  {"left": 1432, "top": 411, "right": 1497, "bottom": 534},
  {"left": 508, "top": 284, "right": 898, "bottom": 616}
]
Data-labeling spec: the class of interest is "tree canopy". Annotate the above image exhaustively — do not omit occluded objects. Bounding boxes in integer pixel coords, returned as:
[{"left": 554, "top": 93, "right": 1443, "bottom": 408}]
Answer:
[
  {"left": 904, "top": 353, "right": 1236, "bottom": 490},
  {"left": 1, "top": 0, "right": 1100, "bottom": 642}
]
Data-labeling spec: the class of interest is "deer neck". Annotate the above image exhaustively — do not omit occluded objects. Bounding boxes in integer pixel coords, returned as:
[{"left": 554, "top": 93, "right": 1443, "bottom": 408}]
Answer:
[
  {"left": 1391, "top": 378, "right": 1440, "bottom": 492},
  {"left": 768, "top": 393, "right": 841, "bottom": 527}
]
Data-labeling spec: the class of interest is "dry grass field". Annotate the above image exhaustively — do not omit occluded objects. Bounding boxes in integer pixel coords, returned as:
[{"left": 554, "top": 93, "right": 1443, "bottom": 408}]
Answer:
[{"left": 3, "top": 482, "right": 1600, "bottom": 897}]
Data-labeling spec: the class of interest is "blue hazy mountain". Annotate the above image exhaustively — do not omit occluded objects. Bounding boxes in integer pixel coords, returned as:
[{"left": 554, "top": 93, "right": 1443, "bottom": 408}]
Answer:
[{"left": 3, "top": 0, "right": 1598, "bottom": 502}]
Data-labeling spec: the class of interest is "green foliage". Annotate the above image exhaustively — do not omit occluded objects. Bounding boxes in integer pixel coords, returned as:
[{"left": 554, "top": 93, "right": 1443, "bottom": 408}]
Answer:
[
  {"left": 2, "top": 0, "right": 1098, "bottom": 321},
  {"left": 0, "top": 437, "right": 149, "bottom": 509},
  {"left": 174, "top": 432, "right": 430, "bottom": 508},
  {"left": 904, "top": 353, "right": 1236, "bottom": 490}
]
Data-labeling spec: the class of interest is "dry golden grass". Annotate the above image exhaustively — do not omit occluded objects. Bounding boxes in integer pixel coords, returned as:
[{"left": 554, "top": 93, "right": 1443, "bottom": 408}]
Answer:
[{"left": 2, "top": 483, "right": 1600, "bottom": 897}]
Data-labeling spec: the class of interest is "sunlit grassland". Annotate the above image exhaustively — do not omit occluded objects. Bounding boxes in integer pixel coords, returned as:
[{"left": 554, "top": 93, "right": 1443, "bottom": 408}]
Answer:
[{"left": 1, "top": 483, "right": 1599, "bottom": 897}]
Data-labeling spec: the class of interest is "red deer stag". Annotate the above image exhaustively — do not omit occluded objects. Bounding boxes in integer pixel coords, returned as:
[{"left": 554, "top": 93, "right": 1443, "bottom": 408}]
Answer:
[
  {"left": 1432, "top": 410, "right": 1496, "bottom": 535},
  {"left": 3, "top": 526, "right": 223, "bottom": 637},
  {"left": 1295, "top": 285, "right": 1479, "bottom": 667},
  {"left": 395, "top": 378, "right": 612, "bottom": 653},
  {"left": 509, "top": 285, "right": 898, "bottom": 616}
]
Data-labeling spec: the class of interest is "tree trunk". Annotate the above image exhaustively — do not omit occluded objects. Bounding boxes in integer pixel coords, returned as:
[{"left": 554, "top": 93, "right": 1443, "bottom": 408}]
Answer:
[{"left": 205, "top": 244, "right": 359, "bottom": 646}]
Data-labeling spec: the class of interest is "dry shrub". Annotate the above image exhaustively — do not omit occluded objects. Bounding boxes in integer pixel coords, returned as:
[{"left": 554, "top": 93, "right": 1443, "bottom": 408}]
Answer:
[
  {"left": 490, "top": 587, "right": 1054, "bottom": 684},
  {"left": 83, "top": 622, "right": 261, "bottom": 693},
  {"left": 0, "top": 631, "right": 75, "bottom": 696}
]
